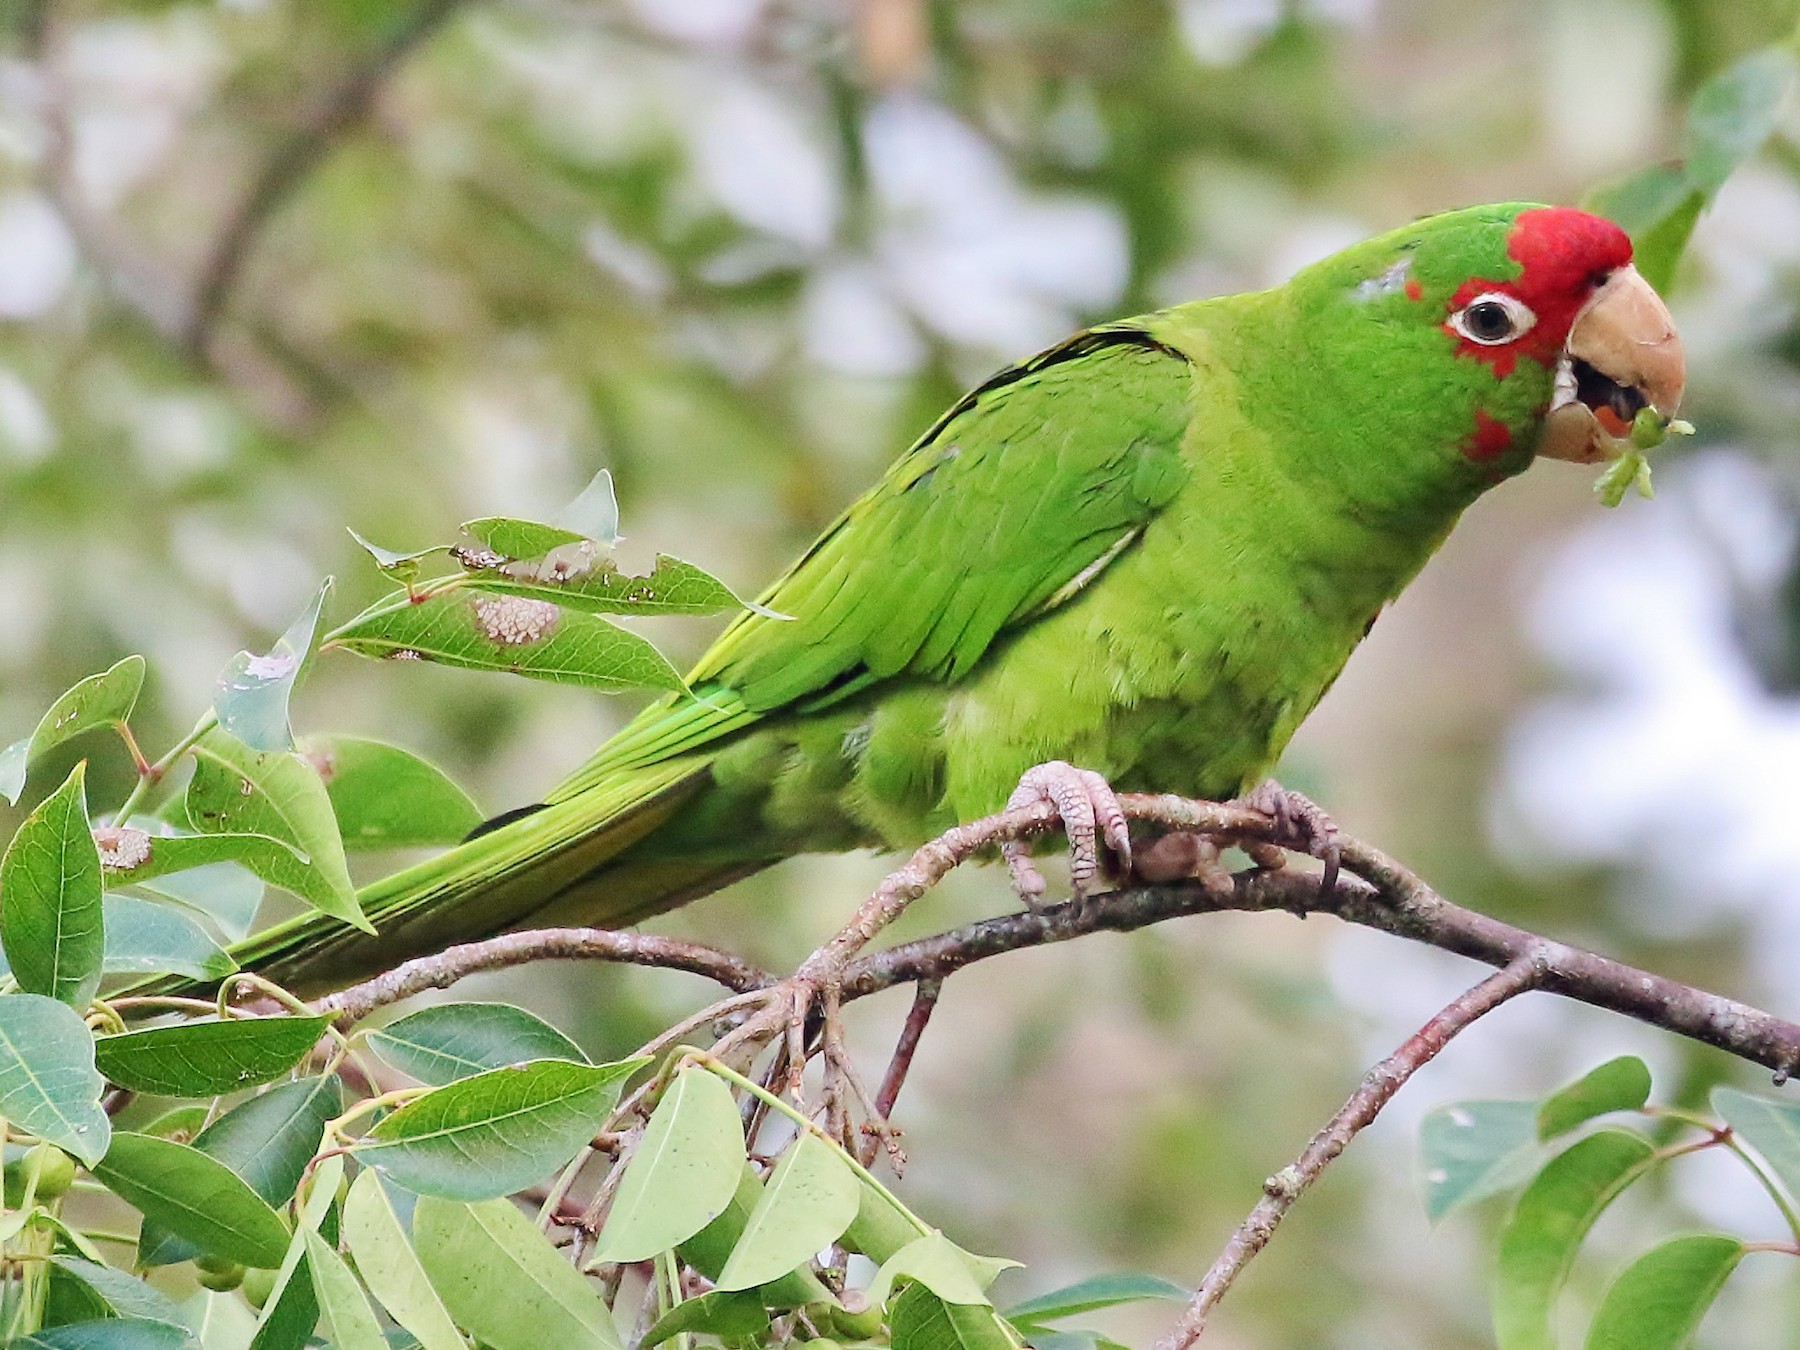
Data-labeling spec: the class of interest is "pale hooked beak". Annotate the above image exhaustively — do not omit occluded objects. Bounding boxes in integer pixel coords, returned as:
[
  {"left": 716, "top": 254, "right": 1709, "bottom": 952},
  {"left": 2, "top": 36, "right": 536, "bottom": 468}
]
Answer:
[{"left": 1536, "top": 264, "right": 1686, "bottom": 464}]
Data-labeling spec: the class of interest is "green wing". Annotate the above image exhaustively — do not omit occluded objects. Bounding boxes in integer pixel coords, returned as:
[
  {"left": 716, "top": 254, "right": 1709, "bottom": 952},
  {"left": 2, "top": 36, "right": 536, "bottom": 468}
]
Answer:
[{"left": 553, "top": 324, "right": 1195, "bottom": 801}]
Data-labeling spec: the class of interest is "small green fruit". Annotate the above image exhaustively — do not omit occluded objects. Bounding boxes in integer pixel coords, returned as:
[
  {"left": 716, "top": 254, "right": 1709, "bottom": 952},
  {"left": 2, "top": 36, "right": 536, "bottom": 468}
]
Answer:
[
  {"left": 240, "top": 1266, "right": 278, "bottom": 1309},
  {"left": 195, "top": 1254, "right": 245, "bottom": 1292}
]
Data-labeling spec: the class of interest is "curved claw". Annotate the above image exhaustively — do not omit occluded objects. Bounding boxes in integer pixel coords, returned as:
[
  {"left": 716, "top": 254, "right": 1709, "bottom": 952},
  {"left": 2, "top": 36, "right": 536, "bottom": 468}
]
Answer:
[
  {"left": 1002, "top": 761, "right": 1132, "bottom": 907},
  {"left": 1241, "top": 779, "right": 1341, "bottom": 897}
]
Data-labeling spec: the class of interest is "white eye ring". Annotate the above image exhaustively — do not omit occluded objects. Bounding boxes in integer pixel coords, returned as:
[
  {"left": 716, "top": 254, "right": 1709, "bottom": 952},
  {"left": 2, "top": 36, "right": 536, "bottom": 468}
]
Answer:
[{"left": 1448, "top": 291, "right": 1537, "bottom": 345}]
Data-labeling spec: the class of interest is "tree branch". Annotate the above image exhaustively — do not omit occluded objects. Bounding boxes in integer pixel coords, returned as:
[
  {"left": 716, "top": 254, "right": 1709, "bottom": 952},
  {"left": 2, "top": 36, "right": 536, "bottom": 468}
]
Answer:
[
  {"left": 180, "top": 0, "right": 468, "bottom": 354},
  {"left": 1154, "top": 957, "right": 1542, "bottom": 1350},
  {"left": 315, "top": 928, "right": 773, "bottom": 1026}
]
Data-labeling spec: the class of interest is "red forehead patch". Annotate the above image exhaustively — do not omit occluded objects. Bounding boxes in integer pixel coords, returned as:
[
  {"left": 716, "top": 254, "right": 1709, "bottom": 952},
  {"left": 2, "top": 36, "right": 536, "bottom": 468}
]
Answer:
[{"left": 1446, "top": 207, "right": 1634, "bottom": 377}]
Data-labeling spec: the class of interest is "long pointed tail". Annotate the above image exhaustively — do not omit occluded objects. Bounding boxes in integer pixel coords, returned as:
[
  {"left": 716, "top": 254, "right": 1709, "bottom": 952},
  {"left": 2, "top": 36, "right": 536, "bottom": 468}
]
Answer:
[{"left": 222, "top": 758, "right": 744, "bottom": 996}]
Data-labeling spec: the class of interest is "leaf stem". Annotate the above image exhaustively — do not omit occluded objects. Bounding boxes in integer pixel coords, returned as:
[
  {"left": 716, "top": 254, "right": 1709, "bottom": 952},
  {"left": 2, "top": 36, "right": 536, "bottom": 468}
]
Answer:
[{"left": 111, "top": 711, "right": 217, "bottom": 828}]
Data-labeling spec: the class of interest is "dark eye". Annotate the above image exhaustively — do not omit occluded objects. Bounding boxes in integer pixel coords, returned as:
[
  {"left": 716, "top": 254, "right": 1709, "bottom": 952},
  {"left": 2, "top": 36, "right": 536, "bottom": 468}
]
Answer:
[{"left": 1449, "top": 291, "right": 1536, "bottom": 346}]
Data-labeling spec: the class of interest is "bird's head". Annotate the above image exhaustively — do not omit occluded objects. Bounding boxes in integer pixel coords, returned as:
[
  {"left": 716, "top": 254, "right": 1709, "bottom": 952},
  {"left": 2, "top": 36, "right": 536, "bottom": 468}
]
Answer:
[{"left": 1288, "top": 202, "right": 1685, "bottom": 498}]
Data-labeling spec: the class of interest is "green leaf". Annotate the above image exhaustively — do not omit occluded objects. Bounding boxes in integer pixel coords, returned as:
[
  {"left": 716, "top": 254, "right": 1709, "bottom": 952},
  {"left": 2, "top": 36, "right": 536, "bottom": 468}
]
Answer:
[
  {"left": 641, "top": 1289, "right": 770, "bottom": 1349},
  {"left": 94, "top": 1014, "right": 329, "bottom": 1097},
  {"left": 367, "top": 1002, "right": 588, "bottom": 1085},
  {"left": 1539, "top": 1057, "right": 1653, "bottom": 1141},
  {"left": 0, "top": 994, "right": 110, "bottom": 1164},
  {"left": 247, "top": 1152, "right": 341, "bottom": 1350},
  {"left": 330, "top": 589, "right": 685, "bottom": 693},
  {"left": 414, "top": 1195, "right": 622, "bottom": 1350},
  {"left": 92, "top": 1133, "right": 291, "bottom": 1268},
  {"left": 342, "top": 1169, "right": 463, "bottom": 1350},
  {"left": 2, "top": 761, "right": 105, "bottom": 1007},
  {"left": 890, "top": 1282, "right": 1019, "bottom": 1350},
  {"left": 98, "top": 896, "right": 237, "bottom": 981},
  {"left": 348, "top": 527, "right": 441, "bottom": 583},
  {"left": 552, "top": 468, "right": 621, "bottom": 545},
  {"left": 100, "top": 831, "right": 301, "bottom": 891},
  {"left": 1584, "top": 1234, "right": 1744, "bottom": 1350},
  {"left": 1418, "top": 1099, "right": 1543, "bottom": 1223},
  {"left": 359, "top": 1057, "right": 644, "bottom": 1200},
  {"left": 1586, "top": 45, "right": 1799, "bottom": 294},
  {"left": 461, "top": 518, "right": 591, "bottom": 560},
  {"left": 13, "top": 1320, "right": 196, "bottom": 1350},
  {"left": 716, "top": 1131, "right": 860, "bottom": 1290},
  {"left": 1493, "top": 1129, "right": 1658, "bottom": 1350},
  {"left": 305, "top": 736, "right": 482, "bottom": 851},
  {"left": 1002, "top": 1273, "right": 1189, "bottom": 1323},
  {"left": 590, "top": 1064, "right": 745, "bottom": 1263},
  {"left": 463, "top": 553, "right": 745, "bottom": 618},
  {"left": 1712, "top": 1087, "right": 1800, "bottom": 1200},
  {"left": 676, "top": 1164, "right": 837, "bottom": 1309},
  {"left": 843, "top": 1172, "right": 930, "bottom": 1262},
  {"left": 0, "top": 656, "right": 145, "bottom": 806},
  {"left": 130, "top": 858, "right": 264, "bottom": 942},
  {"left": 141, "top": 1074, "right": 343, "bottom": 1267},
  {"left": 304, "top": 1228, "right": 388, "bottom": 1350},
  {"left": 185, "top": 728, "right": 370, "bottom": 933},
  {"left": 1684, "top": 47, "right": 1799, "bottom": 194},
  {"left": 870, "top": 1232, "right": 997, "bottom": 1310},
  {"left": 214, "top": 582, "right": 328, "bottom": 753},
  {"left": 46, "top": 1256, "right": 193, "bottom": 1335}
]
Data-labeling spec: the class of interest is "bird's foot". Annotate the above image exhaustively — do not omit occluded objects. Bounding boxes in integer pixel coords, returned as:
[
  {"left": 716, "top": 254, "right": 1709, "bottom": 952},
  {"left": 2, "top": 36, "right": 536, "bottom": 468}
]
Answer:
[
  {"left": 1002, "top": 761, "right": 1133, "bottom": 908},
  {"left": 1235, "top": 779, "right": 1341, "bottom": 897},
  {"left": 1132, "top": 830, "right": 1237, "bottom": 896}
]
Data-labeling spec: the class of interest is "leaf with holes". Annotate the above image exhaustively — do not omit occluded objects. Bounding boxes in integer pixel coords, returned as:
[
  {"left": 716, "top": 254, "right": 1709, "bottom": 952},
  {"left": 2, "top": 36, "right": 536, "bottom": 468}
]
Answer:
[
  {"left": 1, "top": 762, "right": 105, "bottom": 1006},
  {"left": 0, "top": 656, "right": 145, "bottom": 806},
  {"left": 464, "top": 553, "right": 745, "bottom": 618},
  {"left": 214, "top": 581, "right": 328, "bottom": 753},
  {"left": 358, "top": 1057, "right": 644, "bottom": 1200}
]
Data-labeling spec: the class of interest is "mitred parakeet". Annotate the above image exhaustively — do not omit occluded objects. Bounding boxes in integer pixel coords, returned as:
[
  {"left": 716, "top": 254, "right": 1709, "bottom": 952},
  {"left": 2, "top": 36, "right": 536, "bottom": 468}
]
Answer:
[{"left": 231, "top": 202, "right": 1684, "bottom": 993}]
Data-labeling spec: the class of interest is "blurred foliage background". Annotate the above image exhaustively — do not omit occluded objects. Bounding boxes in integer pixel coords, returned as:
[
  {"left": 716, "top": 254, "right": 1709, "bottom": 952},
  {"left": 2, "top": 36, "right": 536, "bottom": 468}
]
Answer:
[{"left": 5, "top": 0, "right": 1800, "bottom": 1345}]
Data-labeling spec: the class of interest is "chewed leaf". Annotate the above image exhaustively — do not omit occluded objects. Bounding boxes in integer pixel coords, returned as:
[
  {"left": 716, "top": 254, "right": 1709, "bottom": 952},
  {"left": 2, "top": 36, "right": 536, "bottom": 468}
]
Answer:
[
  {"left": 465, "top": 552, "right": 748, "bottom": 618},
  {"left": 214, "top": 581, "right": 330, "bottom": 752},
  {"left": 348, "top": 527, "right": 442, "bottom": 582},
  {"left": 0, "top": 656, "right": 146, "bottom": 806},
  {"left": 553, "top": 468, "right": 622, "bottom": 546},
  {"left": 331, "top": 590, "right": 684, "bottom": 693},
  {"left": 460, "top": 518, "right": 590, "bottom": 562}
]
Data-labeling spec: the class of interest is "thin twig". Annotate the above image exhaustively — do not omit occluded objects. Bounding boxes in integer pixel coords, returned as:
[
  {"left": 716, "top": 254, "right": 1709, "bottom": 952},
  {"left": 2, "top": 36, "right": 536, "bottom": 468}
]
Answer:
[
  {"left": 316, "top": 928, "right": 772, "bottom": 1026},
  {"left": 869, "top": 979, "right": 940, "bottom": 1149},
  {"left": 1155, "top": 956, "right": 1543, "bottom": 1350},
  {"left": 181, "top": 0, "right": 469, "bottom": 353}
]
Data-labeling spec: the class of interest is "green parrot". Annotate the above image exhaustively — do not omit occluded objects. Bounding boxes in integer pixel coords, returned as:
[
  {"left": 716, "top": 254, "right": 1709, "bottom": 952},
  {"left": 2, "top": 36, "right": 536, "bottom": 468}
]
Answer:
[{"left": 230, "top": 201, "right": 1684, "bottom": 993}]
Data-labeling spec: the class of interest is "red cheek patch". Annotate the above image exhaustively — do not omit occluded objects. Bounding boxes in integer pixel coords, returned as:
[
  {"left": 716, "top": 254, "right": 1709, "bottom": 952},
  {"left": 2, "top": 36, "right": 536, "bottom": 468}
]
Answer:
[
  {"left": 1405, "top": 278, "right": 1423, "bottom": 301},
  {"left": 1463, "top": 410, "right": 1513, "bottom": 463}
]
